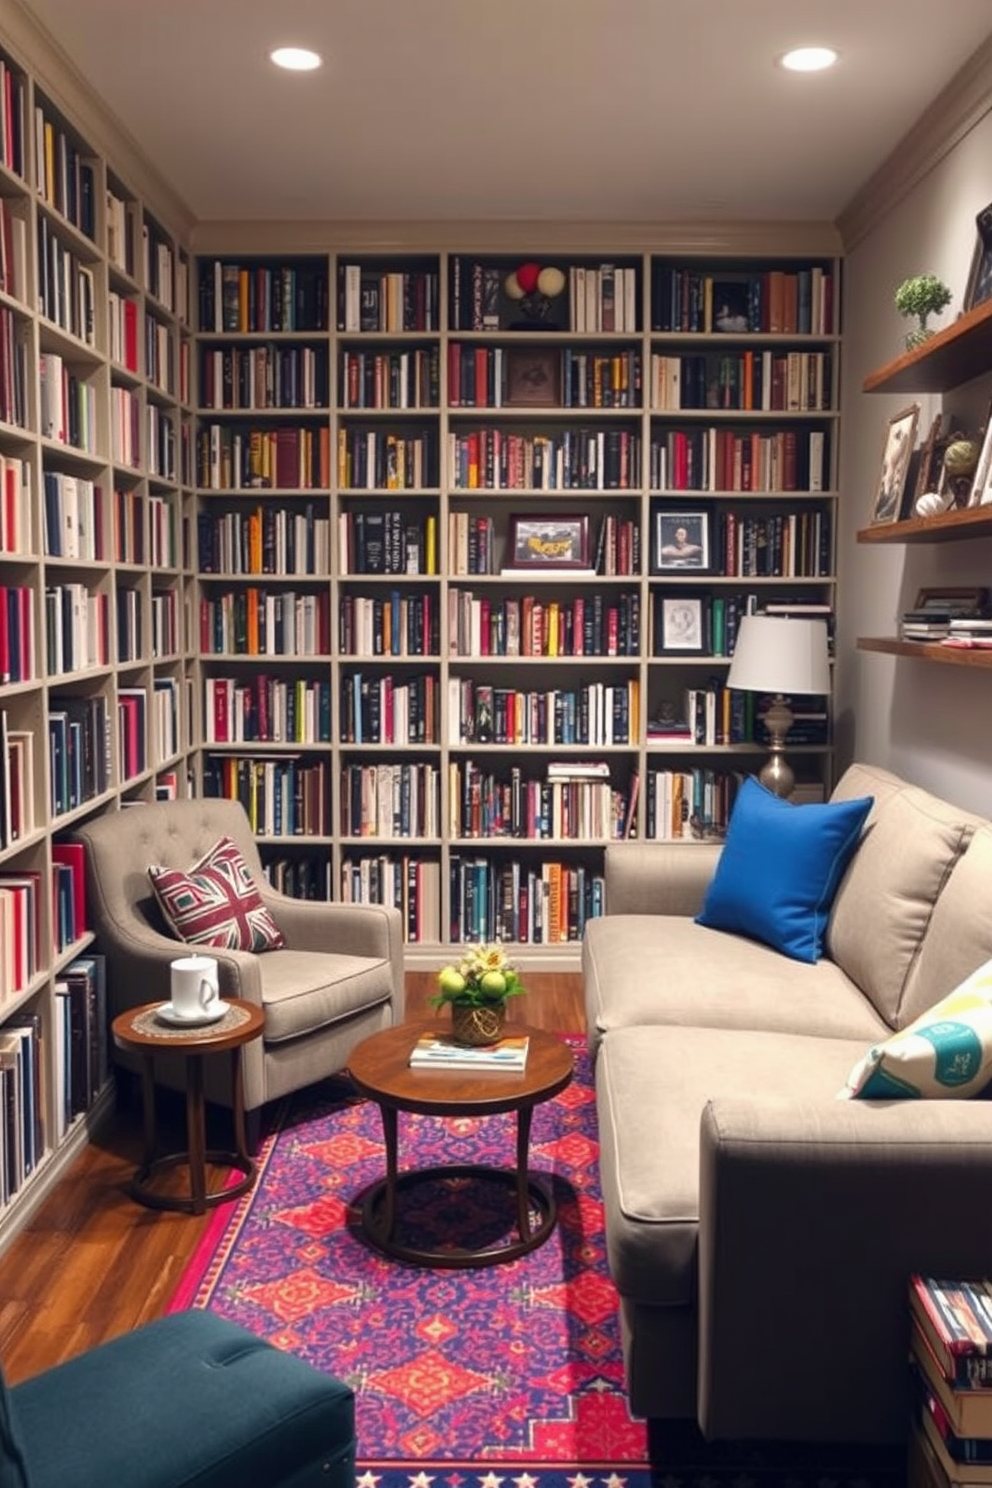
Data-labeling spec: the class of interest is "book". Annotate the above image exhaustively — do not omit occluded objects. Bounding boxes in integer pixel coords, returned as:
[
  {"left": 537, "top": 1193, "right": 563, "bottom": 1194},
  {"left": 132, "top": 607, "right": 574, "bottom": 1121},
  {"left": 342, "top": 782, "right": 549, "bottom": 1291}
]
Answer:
[
  {"left": 914, "top": 1317, "right": 992, "bottom": 1441},
  {"left": 911, "top": 1276, "right": 992, "bottom": 1388},
  {"left": 409, "top": 1031, "right": 529, "bottom": 1071},
  {"left": 916, "top": 1377, "right": 992, "bottom": 1483}
]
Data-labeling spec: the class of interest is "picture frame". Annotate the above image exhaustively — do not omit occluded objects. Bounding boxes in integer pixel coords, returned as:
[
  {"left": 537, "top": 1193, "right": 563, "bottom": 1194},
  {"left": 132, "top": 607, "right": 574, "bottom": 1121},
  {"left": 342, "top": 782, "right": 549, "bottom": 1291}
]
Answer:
[
  {"left": 654, "top": 508, "right": 711, "bottom": 572},
  {"left": 913, "top": 412, "right": 944, "bottom": 505},
  {"left": 963, "top": 201, "right": 992, "bottom": 313},
  {"left": 912, "top": 586, "right": 988, "bottom": 615},
  {"left": 968, "top": 401, "right": 992, "bottom": 506},
  {"left": 868, "top": 403, "right": 920, "bottom": 526},
  {"left": 504, "top": 347, "right": 562, "bottom": 408},
  {"left": 508, "top": 513, "right": 590, "bottom": 569},
  {"left": 657, "top": 594, "right": 706, "bottom": 654}
]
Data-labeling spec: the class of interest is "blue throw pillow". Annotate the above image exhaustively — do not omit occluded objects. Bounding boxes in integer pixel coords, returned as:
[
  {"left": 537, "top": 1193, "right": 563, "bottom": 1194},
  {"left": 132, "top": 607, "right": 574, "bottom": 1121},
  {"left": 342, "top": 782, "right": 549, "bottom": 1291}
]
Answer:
[{"left": 696, "top": 777, "right": 873, "bottom": 963}]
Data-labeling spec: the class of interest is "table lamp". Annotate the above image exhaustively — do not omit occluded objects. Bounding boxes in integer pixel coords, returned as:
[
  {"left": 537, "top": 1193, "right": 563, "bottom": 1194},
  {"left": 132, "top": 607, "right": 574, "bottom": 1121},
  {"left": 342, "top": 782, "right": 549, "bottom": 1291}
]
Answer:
[{"left": 726, "top": 614, "right": 831, "bottom": 798}]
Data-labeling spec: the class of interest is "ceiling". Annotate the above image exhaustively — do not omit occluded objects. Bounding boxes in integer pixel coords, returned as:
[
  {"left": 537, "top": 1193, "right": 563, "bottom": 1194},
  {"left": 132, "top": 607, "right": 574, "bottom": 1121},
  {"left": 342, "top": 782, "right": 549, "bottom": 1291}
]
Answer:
[{"left": 15, "top": 0, "right": 992, "bottom": 226}]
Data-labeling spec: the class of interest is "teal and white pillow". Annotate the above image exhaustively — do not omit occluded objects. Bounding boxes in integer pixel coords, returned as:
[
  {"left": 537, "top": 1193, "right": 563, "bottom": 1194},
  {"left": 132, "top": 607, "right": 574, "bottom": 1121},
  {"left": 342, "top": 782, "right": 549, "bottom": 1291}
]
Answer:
[{"left": 840, "top": 958, "right": 992, "bottom": 1099}]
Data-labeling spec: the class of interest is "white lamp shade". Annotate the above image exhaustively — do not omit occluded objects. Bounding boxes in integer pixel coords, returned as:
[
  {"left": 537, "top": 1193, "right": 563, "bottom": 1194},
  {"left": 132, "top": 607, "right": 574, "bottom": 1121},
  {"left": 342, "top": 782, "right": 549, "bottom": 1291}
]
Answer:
[{"left": 726, "top": 614, "right": 830, "bottom": 696}]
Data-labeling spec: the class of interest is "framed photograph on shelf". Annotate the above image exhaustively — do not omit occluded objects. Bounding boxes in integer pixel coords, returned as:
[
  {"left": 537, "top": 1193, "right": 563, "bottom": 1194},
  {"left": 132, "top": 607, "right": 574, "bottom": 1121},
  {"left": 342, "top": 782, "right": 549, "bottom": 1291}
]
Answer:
[
  {"left": 913, "top": 586, "right": 988, "bottom": 615},
  {"left": 868, "top": 403, "right": 919, "bottom": 526},
  {"left": 654, "top": 508, "right": 711, "bottom": 572},
  {"left": 963, "top": 200, "right": 992, "bottom": 313},
  {"left": 508, "top": 513, "right": 590, "bottom": 569},
  {"left": 968, "top": 403, "right": 992, "bottom": 506},
  {"left": 504, "top": 347, "right": 562, "bottom": 408},
  {"left": 657, "top": 594, "right": 706, "bottom": 654}
]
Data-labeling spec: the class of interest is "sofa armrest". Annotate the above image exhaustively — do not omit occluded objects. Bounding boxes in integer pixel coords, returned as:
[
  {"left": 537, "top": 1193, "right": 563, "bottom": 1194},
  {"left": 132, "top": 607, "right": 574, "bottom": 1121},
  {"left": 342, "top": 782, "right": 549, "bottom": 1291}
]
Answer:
[
  {"left": 697, "top": 1097, "right": 992, "bottom": 1442},
  {"left": 604, "top": 841, "right": 723, "bottom": 916}
]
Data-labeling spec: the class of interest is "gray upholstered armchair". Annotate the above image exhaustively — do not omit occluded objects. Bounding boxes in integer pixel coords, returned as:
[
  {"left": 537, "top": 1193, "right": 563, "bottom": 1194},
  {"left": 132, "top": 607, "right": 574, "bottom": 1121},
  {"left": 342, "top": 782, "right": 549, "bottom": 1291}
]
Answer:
[{"left": 73, "top": 798, "right": 404, "bottom": 1137}]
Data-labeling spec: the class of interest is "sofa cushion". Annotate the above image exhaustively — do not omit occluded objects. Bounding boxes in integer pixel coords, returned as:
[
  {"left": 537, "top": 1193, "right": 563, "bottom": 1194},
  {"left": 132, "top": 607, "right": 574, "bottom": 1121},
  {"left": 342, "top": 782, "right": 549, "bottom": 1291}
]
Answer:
[
  {"left": 258, "top": 949, "right": 392, "bottom": 1042},
  {"left": 899, "top": 826, "right": 992, "bottom": 1028},
  {"left": 841, "top": 958, "right": 992, "bottom": 1100},
  {"left": 695, "top": 778, "right": 872, "bottom": 963},
  {"left": 826, "top": 783, "right": 978, "bottom": 1027},
  {"left": 583, "top": 914, "right": 890, "bottom": 1053},
  {"left": 0, "top": 1367, "right": 29, "bottom": 1488},
  {"left": 149, "top": 836, "right": 286, "bottom": 953},
  {"left": 595, "top": 1025, "right": 868, "bottom": 1308}
]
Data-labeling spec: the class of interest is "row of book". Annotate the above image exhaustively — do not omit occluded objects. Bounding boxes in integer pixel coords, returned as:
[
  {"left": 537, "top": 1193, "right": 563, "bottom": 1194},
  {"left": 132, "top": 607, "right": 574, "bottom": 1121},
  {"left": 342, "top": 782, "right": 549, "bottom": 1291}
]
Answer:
[
  {"left": 339, "top": 672, "right": 439, "bottom": 746},
  {"left": 652, "top": 264, "right": 834, "bottom": 336},
  {"left": 0, "top": 581, "right": 37, "bottom": 688},
  {"left": 197, "top": 422, "right": 331, "bottom": 491},
  {"left": 43, "top": 583, "right": 109, "bottom": 676},
  {"left": 448, "top": 588, "right": 641, "bottom": 659},
  {"left": 340, "top": 761, "right": 440, "bottom": 840},
  {"left": 648, "top": 425, "right": 828, "bottom": 494},
  {"left": 0, "top": 847, "right": 87, "bottom": 1000},
  {"left": 197, "top": 505, "right": 331, "bottom": 577},
  {"left": 113, "top": 484, "right": 179, "bottom": 567},
  {"left": 36, "top": 212, "right": 96, "bottom": 345},
  {"left": 199, "top": 343, "right": 328, "bottom": 411},
  {"left": 42, "top": 471, "right": 103, "bottom": 561},
  {"left": 338, "top": 264, "right": 439, "bottom": 334},
  {"left": 648, "top": 348, "right": 831, "bottom": 412},
  {"left": 144, "top": 311, "right": 178, "bottom": 397},
  {"left": 336, "top": 427, "right": 439, "bottom": 490},
  {"left": 48, "top": 694, "right": 111, "bottom": 817},
  {"left": 447, "top": 677, "right": 641, "bottom": 748},
  {"left": 339, "top": 591, "right": 440, "bottom": 658},
  {"left": 449, "top": 855, "right": 606, "bottom": 945},
  {"left": 0, "top": 303, "right": 27, "bottom": 429},
  {"left": 203, "top": 676, "right": 333, "bottom": 745},
  {"left": 0, "top": 454, "right": 31, "bottom": 555},
  {"left": 198, "top": 589, "right": 332, "bottom": 657},
  {"left": 340, "top": 346, "right": 440, "bottom": 411},
  {"left": 39, "top": 351, "right": 98, "bottom": 452},
  {"left": 203, "top": 755, "right": 331, "bottom": 837},
  {"left": 450, "top": 427, "right": 642, "bottom": 491},
  {"left": 200, "top": 259, "right": 330, "bottom": 334},
  {"left": 339, "top": 509, "right": 437, "bottom": 576},
  {"left": 0, "top": 710, "right": 34, "bottom": 852},
  {"left": 447, "top": 343, "right": 642, "bottom": 411},
  {"left": 448, "top": 758, "right": 635, "bottom": 842},
  {"left": 340, "top": 853, "right": 441, "bottom": 942}
]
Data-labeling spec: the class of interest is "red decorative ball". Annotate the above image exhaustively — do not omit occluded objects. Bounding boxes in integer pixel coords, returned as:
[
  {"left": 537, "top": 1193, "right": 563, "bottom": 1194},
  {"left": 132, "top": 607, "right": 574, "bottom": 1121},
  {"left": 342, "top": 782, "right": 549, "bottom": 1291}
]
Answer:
[{"left": 515, "top": 261, "right": 541, "bottom": 295}]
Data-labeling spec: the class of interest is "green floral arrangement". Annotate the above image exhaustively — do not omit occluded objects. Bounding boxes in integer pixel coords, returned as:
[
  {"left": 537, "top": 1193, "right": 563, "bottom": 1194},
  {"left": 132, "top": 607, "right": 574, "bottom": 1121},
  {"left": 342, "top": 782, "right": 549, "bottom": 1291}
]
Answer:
[{"left": 431, "top": 943, "right": 527, "bottom": 1009}]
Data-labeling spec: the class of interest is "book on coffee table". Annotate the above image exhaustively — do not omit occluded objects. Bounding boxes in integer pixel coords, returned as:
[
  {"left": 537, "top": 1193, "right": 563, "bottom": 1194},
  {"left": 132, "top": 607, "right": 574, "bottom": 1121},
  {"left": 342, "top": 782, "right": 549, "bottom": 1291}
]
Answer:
[{"left": 409, "top": 1031, "right": 530, "bottom": 1071}]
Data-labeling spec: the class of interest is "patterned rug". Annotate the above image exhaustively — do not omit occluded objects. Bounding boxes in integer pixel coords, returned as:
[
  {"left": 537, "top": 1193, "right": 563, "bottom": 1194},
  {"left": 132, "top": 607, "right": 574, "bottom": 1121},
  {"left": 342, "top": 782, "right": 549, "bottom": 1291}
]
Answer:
[{"left": 168, "top": 1039, "right": 904, "bottom": 1488}]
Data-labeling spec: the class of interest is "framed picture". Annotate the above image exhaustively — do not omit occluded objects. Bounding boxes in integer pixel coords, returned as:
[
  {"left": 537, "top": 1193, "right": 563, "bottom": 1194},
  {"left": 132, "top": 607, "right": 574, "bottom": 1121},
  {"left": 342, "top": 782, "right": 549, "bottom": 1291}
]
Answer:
[
  {"left": 504, "top": 347, "right": 562, "bottom": 408},
  {"left": 509, "top": 513, "right": 590, "bottom": 569},
  {"left": 868, "top": 403, "right": 920, "bottom": 525},
  {"left": 657, "top": 594, "right": 706, "bottom": 653},
  {"left": 968, "top": 402, "right": 992, "bottom": 506},
  {"left": 654, "top": 508, "right": 711, "bottom": 572},
  {"left": 913, "top": 412, "right": 944, "bottom": 505},
  {"left": 963, "top": 201, "right": 992, "bottom": 313},
  {"left": 913, "top": 586, "right": 988, "bottom": 615}
]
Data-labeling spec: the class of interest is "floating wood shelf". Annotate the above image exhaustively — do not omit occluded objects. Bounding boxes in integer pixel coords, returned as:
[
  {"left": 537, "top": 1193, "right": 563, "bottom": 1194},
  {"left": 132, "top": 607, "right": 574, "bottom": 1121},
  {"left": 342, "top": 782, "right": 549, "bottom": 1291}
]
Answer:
[
  {"left": 857, "top": 637, "right": 992, "bottom": 669},
  {"left": 856, "top": 504, "right": 992, "bottom": 544},
  {"left": 862, "top": 297, "right": 992, "bottom": 395}
]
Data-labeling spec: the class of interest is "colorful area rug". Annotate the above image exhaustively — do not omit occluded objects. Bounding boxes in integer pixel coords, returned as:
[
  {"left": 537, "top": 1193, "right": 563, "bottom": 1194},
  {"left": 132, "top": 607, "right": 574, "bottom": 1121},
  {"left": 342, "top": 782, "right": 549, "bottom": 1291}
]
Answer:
[{"left": 169, "top": 1038, "right": 904, "bottom": 1487}]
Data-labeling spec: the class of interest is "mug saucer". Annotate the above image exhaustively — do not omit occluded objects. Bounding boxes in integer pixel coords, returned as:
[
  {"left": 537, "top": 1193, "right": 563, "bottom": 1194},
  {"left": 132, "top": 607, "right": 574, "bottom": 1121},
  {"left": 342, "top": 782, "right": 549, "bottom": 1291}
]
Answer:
[{"left": 156, "top": 1000, "right": 229, "bottom": 1028}]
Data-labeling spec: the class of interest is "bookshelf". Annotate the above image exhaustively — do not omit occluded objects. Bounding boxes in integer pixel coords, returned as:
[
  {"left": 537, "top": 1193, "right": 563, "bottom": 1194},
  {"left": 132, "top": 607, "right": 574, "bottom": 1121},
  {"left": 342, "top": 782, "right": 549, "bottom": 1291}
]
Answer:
[
  {"left": 0, "top": 24, "right": 194, "bottom": 1253},
  {"left": 858, "top": 300, "right": 992, "bottom": 668}
]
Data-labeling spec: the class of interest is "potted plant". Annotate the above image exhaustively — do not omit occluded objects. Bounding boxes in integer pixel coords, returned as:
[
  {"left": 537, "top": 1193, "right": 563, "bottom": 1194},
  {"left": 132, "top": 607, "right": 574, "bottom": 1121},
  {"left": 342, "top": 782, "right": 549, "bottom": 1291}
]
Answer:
[
  {"left": 431, "top": 943, "right": 527, "bottom": 1046},
  {"left": 894, "top": 274, "right": 953, "bottom": 350}
]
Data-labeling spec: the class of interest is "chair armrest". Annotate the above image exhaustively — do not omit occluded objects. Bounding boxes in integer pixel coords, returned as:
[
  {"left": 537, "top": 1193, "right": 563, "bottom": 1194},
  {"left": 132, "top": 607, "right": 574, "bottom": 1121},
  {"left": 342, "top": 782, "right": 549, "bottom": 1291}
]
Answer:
[
  {"left": 604, "top": 841, "right": 723, "bottom": 916},
  {"left": 95, "top": 920, "right": 263, "bottom": 1011},
  {"left": 697, "top": 1096, "right": 992, "bottom": 1442},
  {"left": 262, "top": 894, "right": 404, "bottom": 1007}
]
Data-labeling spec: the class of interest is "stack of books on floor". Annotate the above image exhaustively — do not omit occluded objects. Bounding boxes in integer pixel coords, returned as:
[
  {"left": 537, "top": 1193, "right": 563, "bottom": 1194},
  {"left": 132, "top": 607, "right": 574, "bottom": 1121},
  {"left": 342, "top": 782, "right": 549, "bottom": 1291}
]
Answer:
[
  {"left": 409, "top": 1031, "right": 529, "bottom": 1071},
  {"left": 908, "top": 1273, "right": 992, "bottom": 1486}
]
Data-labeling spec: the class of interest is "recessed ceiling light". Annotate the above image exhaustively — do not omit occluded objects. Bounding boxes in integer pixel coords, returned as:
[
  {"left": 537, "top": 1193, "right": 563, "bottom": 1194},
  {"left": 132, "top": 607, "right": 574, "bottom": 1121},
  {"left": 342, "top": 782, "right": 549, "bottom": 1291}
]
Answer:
[
  {"left": 270, "top": 46, "right": 322, "bottom": 71},
  {"left": 778, "top": 46, "right": 838, "bottom": 73}
]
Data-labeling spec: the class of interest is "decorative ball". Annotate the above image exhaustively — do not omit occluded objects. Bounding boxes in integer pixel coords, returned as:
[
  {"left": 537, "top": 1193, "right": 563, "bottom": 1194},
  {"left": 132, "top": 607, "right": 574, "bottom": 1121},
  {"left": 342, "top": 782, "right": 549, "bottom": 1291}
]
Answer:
[
  {"left": 504, "top": 271, "right": 525, "bottom": 301},
  {"left": 536, "top": 266, "right": 565, "bottom": 298},
  {"left": 944, "top": 438, "right": 980, "bottom": 475},
  {"left": 515, "top": 261, "right": 541, "bottom": 296},
  {"left": 915, "top": 490, "right": 952, "bottom": 517}
]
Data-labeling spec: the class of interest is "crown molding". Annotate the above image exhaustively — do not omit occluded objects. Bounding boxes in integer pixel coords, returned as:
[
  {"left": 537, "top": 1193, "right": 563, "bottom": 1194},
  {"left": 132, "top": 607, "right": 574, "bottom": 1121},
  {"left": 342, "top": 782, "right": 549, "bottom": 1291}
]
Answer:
[
  {"left": 838, "top": 33, "right": 992, "bottom": 251},
  {"left": 3, "top": 0, "right": 195, "bottom": 242},
  {"left": 191, "top": 217, "right": 842, "bottom": 257}
]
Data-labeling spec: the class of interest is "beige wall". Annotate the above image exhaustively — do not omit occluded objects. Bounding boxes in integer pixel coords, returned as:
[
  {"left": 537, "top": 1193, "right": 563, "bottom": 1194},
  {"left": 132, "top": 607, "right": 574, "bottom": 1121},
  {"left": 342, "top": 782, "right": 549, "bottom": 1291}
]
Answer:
[{"left": 838, "top": 102, "right": 992, "bottom": 812}]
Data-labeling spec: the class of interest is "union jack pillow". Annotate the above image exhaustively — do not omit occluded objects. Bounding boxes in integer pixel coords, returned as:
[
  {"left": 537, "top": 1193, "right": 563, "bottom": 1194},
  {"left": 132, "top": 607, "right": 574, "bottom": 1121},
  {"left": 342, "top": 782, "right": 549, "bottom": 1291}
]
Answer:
[{"left": 149, "top": 836, "right": 285, "bottom": 952}]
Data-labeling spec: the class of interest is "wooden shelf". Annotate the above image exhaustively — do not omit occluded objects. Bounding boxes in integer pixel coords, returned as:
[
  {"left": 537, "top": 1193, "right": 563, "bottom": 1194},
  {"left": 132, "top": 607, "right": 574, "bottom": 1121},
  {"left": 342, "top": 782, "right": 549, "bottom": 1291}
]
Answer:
[
  {"left": 857, "top": 504, "right": 992, "bottom": 544},
  {"left": 857, "top": 637, "right": 992, "bottom": 668},
  {"left": 862, "top": 297, "right": 992, "bottom": 395}
]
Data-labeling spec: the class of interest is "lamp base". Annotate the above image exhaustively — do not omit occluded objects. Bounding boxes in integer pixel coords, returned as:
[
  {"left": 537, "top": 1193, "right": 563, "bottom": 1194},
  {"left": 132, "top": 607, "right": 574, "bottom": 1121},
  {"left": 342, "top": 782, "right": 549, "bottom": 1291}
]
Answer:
[{"left": 758, "top": 749, "right": 795, "bottom": 799}]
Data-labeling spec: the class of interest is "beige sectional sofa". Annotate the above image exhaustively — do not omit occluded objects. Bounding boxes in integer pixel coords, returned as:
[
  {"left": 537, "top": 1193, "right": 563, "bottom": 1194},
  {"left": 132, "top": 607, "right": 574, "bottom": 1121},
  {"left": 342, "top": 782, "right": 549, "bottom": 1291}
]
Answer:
[{"left": 582, "top": 762, "right": 992, "bottom": 1444}]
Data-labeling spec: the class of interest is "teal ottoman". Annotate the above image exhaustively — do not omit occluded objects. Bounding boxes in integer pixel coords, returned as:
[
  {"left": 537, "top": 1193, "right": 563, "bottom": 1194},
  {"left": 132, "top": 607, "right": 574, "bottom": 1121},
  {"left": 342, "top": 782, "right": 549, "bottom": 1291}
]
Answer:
[{"left": 3, "top": 1310, "right": 355, "bottom": 1488}]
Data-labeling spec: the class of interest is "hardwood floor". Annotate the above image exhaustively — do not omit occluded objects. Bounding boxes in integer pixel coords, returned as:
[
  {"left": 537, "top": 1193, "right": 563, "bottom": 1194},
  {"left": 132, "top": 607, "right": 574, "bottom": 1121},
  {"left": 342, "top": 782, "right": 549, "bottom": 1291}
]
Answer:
[{"left": 0, "top": 971, "right": 586, "bottom": 1385}]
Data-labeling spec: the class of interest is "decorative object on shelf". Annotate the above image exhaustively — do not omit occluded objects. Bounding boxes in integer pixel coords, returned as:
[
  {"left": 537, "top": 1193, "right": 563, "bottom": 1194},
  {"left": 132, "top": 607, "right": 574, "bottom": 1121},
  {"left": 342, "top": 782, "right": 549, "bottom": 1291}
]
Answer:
[
  {"left": 968, "top": 402, "right": 992, "bottom": 507},
  {"left": 507, "top": 513, "right": 590, "bottom": 570},
  {"left": 963, "top": 201, "right": 992, "bottom": 312},
  {"left": 504, "top": 346, "right": 562, "bottom": 407},
  {"left": 504, "top": 261, "right": 566, "bottom": 329},
  {"left": 653, "top": 507, "right": 711, "bottom": 572},
  {"left": 914, "top": 489, "right": 953, "bottom": 518},
  {"left": 431, "top": 943, "right": 527, "bottom": 1046},
  {"left": 657, "top": 593, "right": 706, "bottom": 654},
  {"left": 869, "top": 402, "right": 920, "bottom": 525},
  {"left": 894, "top": 274, "right": 952, "bottom": 350},
  {"left": 726, "top": 613, "right": 831, "bottom": 799},
  {"left": 912, "top": 412, "right": 944, "bottom": 506},
  {"left": 937, "top": 435, "right": 980, "bottom": 508}
]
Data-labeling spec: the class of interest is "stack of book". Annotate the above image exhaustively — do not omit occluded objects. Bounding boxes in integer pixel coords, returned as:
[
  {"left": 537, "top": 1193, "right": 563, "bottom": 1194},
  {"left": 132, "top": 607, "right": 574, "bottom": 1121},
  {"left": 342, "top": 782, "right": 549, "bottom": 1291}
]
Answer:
[
  {"left": 408, "top": 1031, "right": 529, "bottom": 1071},
  {"left": 943, "top": 619, "right": 992, "bottom": 650},
  {"left": 908, "top": 1274, "right": 992, "bottom": 1487}
]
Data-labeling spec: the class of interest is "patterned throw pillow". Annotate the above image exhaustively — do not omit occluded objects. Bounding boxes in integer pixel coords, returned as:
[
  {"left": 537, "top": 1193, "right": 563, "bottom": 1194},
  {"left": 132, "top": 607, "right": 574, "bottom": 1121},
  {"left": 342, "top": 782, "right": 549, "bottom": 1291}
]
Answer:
[
  {"left": 149, "top": 836, "right": 285, "bottom": 953},
  {"left": 840, "top": 958, "right": 992, "bottom": 1099}
]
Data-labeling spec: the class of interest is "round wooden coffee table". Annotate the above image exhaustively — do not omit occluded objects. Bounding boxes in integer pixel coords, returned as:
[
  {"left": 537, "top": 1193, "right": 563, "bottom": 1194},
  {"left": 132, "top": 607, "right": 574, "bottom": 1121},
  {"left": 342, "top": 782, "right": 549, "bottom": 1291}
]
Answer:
[
  {"left": 112, "top": 998, "right": 265, "bottom": 1216},
  {"left": 348, "top": 1022, "right": 574, "bottom": 1267}
]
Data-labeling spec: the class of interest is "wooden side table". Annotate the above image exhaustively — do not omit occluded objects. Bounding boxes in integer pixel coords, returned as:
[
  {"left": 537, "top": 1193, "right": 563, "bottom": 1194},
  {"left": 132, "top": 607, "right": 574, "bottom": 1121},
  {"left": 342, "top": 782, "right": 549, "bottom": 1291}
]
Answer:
[{"left": 112, "top": 999, "right": 265, "bottom": 1215}]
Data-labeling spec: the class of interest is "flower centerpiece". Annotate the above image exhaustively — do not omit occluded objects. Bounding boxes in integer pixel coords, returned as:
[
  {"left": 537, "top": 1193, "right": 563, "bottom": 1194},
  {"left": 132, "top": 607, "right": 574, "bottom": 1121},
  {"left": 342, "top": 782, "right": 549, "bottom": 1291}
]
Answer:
[{"left": 431, "top": 943, "right": 527, "bottom": 1046}]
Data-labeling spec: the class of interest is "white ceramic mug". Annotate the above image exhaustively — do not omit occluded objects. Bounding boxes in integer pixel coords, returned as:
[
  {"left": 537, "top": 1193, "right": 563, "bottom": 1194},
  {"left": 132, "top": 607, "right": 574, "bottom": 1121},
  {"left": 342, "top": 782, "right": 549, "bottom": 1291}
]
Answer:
[{"left": 170, "top": 955, "right": 221, "bottom": 1020}]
